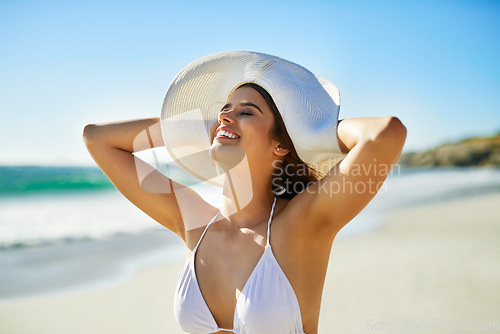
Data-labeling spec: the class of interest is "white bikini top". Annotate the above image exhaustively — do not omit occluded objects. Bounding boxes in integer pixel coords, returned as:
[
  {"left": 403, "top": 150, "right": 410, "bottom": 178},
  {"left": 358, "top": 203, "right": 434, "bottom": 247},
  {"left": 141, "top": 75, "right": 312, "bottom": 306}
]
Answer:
[{"left": 174, "top": 196, "right": 307, "bottom": 334}]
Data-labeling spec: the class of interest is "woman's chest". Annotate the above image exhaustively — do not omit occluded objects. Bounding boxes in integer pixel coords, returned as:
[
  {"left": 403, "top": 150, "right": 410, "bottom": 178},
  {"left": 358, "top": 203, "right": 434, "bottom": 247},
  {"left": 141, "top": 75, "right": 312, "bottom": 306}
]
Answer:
[{"left": 192, "top": 220, "right": 333, "bottom": 331}]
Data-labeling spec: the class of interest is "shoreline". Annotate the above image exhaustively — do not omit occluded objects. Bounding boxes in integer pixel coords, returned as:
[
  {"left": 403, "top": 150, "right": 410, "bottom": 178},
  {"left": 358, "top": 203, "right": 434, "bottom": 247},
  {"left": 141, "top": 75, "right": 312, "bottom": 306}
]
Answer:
[
  {"left": 1, "top": 192, "right": 499, "bottom": 333},
  {"left": 0, "top": 229, "right": 185, "bottom": 304}
]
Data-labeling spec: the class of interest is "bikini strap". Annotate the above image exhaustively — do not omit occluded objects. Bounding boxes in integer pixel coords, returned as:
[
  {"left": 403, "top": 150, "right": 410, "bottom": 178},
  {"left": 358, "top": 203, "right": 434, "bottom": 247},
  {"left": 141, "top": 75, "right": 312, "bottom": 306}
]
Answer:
[
  {"left": 266, "top": 196, "right": 277, "bottom": 246},
  {"left": 193, "top": 211, "right": 220, "bottom": 252}
]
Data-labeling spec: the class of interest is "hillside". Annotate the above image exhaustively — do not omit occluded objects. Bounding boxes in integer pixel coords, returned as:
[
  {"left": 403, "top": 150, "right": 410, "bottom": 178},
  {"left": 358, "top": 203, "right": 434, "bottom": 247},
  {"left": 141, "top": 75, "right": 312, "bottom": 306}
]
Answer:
[{"left": 399, "top": 133, "right": 500, "bottom": 167}]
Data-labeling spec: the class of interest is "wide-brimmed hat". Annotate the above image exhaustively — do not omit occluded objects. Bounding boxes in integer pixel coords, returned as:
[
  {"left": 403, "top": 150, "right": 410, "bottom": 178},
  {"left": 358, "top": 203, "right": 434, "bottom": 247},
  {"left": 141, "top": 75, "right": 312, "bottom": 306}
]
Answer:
[{"left": 160, "top": 50, "right": 347, "bottom": 187}]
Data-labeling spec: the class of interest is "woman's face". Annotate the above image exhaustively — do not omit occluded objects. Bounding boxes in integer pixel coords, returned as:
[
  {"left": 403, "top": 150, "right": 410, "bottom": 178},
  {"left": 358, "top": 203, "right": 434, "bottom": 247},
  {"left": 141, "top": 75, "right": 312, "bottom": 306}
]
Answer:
[{"left": 210, "top": 86, "right": 278, "bottom": 166}]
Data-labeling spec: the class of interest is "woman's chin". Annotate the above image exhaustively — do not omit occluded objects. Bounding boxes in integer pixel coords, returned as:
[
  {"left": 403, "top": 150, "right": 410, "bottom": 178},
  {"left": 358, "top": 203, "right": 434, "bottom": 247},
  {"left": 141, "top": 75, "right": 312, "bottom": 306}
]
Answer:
[{"left": 209, "top": 145, "right": 247, "bottom": 170}]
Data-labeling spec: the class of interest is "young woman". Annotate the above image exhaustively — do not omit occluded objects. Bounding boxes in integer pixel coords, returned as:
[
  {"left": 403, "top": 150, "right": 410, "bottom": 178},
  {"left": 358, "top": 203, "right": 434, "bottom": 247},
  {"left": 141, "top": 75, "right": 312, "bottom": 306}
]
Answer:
[{"left": 83, "top": 51, "right": 407, "bottom": 334}]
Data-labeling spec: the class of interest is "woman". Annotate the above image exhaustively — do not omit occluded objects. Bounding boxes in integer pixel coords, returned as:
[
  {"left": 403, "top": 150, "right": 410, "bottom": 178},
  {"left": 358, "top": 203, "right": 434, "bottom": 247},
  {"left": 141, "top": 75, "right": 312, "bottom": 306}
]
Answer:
[{"left": 83, "top": 51, "right": 407, "bottom": 334}]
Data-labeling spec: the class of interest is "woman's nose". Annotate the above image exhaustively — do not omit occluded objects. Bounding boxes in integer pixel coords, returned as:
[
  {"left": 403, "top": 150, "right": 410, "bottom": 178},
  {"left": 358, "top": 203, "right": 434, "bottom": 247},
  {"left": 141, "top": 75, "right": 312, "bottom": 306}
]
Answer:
[{"left": 218, "top": 110, "right": 235, "bottom": 124}]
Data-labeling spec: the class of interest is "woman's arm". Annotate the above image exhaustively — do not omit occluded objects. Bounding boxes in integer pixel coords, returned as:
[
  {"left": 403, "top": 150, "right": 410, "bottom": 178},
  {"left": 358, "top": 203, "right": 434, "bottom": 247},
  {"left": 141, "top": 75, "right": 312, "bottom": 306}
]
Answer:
[
  {"left": 83, "top": 118, "right": 189, "bottom": 240},
  {"left": 294, "top": 116, "right": 407, "bottom": 238}
]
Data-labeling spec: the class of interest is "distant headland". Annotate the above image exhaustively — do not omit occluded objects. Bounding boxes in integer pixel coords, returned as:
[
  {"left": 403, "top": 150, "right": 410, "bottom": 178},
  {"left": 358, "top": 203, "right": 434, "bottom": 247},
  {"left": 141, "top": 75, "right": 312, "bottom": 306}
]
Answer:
[{"left": 399, "top": 132, "right": 500, "bottom": 167}]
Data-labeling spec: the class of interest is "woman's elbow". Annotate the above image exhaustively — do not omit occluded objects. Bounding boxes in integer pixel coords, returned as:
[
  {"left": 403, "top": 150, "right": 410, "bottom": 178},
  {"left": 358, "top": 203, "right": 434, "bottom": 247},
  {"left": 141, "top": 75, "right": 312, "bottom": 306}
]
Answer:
[
  {"left": 82, "top": 123, "right": 98, "bottom": 146},
  {"left": 374, "top": 116, "right": 407, "bottom": 152},
  {"left": 379, "top": 116, "right": 407, "bottom": 141}
]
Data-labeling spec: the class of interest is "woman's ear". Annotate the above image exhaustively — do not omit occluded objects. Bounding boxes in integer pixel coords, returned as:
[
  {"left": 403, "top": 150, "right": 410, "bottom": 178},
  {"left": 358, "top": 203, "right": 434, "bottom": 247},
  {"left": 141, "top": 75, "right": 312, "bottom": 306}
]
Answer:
[{"left": 274, "top": 145, "right": 289, "bottom": 156}]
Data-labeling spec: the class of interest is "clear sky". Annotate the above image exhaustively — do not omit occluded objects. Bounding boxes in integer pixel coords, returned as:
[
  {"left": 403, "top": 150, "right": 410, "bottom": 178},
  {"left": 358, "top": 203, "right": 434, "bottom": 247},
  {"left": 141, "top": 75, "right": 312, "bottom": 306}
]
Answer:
[{"left": 1, "top": 0, "right": 499, "bottom": 166}]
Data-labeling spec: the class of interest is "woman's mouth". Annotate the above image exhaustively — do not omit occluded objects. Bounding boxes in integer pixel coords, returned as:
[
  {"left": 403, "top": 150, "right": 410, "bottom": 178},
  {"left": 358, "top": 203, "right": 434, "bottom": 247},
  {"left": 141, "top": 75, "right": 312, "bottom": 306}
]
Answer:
[{"left": 216, "top": 130, "right": 240, "bottom": 140}]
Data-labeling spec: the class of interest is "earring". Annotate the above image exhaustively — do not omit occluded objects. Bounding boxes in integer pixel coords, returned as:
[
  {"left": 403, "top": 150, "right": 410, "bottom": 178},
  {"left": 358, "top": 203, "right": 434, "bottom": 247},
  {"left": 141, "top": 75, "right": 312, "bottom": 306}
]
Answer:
[
  {"left": 273, "top": 185, "right": 286, "bottom": 196},
  {"left": 277, "top": 148, "right": 280, "bottom": 151}
]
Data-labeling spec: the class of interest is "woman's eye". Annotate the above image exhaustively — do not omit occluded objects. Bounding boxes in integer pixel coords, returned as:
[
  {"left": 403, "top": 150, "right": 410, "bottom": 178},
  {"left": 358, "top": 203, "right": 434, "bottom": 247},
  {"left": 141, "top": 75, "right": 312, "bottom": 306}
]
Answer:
[{"left": 241, "top": 110, "right": 253, "bottom": 115}]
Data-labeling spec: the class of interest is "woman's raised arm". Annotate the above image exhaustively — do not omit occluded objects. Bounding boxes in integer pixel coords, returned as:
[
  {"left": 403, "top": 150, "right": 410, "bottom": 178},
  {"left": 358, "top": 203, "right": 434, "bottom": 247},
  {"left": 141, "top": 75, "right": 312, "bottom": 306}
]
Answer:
[
  {"left": 82, "top": 118, "right": 188, "bottom": 240},
  {"left": 295, "top": 116, "right": 407, "bottom": 238}
]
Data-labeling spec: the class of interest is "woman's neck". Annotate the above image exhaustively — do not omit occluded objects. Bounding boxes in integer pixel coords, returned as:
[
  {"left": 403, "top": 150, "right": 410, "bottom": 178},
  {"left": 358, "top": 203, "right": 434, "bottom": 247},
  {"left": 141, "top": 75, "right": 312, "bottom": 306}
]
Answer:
[{"left": 219, "top": 165, "right": 275, "bottom": 228}]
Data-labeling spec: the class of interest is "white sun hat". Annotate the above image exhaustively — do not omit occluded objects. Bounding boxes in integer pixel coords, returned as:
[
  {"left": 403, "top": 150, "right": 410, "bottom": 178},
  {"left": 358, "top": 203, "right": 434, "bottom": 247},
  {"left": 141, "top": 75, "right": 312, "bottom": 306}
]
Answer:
[{"left": 160, "top": 50, "right": 347, "bottom": 187}]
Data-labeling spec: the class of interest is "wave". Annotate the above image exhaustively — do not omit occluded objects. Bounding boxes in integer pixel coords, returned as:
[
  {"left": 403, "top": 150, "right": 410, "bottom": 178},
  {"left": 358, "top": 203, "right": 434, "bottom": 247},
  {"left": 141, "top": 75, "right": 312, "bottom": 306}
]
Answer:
[
  {"left": 0, "top": 190, "right": 166, "bottom": 250},
  {"left": 0, "top": 166, "right": 114, "bottom": 195},
  {"left": 0, "top": 163, "right": 204, "bottom": 196}
]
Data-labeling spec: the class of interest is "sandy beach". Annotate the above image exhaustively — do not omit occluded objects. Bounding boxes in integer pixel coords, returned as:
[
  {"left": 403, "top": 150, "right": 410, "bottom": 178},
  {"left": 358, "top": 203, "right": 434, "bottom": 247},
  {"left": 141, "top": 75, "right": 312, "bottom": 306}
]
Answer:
[{"left": 1, "top": 192, "right": 499, "bottom": 334}]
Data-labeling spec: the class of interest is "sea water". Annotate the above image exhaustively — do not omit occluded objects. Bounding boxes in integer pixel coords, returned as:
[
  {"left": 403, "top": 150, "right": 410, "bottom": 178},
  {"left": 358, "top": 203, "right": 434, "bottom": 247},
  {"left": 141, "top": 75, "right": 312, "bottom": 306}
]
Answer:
[{"left": 1, "top": 164, "right": 499, "bottom": 301}]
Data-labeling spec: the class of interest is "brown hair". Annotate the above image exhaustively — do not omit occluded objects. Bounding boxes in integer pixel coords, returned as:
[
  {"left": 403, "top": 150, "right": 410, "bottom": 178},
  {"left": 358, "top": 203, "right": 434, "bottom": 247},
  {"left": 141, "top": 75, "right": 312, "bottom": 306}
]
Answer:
[{"left": 236, "top": 83, "right": 318, "bottom": 199}]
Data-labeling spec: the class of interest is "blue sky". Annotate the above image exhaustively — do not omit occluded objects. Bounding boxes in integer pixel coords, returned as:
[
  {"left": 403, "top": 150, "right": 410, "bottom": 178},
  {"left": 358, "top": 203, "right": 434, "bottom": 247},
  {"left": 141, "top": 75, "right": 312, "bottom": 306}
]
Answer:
[{"left": 1, "top": 0, "right": 499, "bottom": 166}]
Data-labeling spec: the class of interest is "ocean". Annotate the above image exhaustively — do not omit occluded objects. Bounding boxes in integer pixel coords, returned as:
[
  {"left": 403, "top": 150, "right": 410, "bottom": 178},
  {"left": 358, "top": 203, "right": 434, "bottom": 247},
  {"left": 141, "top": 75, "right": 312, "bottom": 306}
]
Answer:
[{"left": 1, "top": 164, "right": 500, "bottom": 302}]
